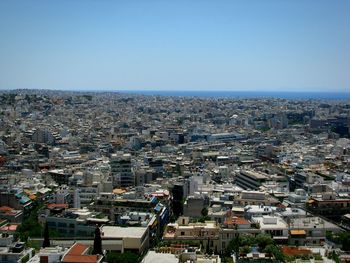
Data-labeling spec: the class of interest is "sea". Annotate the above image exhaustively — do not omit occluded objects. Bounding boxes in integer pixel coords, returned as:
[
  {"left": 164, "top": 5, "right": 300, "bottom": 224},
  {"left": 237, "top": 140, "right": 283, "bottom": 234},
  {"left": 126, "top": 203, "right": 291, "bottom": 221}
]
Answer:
[{"left": 116, "top": 90, "right": 350, "bottom": 100}]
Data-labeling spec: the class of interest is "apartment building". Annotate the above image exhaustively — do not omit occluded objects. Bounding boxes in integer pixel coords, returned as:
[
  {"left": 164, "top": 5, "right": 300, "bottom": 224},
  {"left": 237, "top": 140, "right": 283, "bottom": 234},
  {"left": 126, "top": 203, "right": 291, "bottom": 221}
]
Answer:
[{"left": 110, "top": 153, "right": 135, "bottom": 188}]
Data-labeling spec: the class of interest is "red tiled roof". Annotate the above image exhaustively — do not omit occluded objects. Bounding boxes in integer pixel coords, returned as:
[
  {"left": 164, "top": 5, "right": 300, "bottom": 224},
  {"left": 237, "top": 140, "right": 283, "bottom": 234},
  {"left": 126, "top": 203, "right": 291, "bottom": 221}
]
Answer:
[
  {"left": 62, "top": 243, "right": 100, "bottom": 263},
  {"left": 234, "top": 217, "right": 250, "bottom": 225},
  {"left": 47, "top": 203, "right": 68, "bottom": 209},
  {"left": 0, "top": 206, "right": 13, "bottom": 212},
  {"left": 67, "top": 243, "right": 89, "bottom": 255},
  {"left": 281, "top": 246, "right": 311, "bottom": 256},
  {"left": 0, "top": 224, "right": 18, "bottom": 231},
  {"left": 225, "top": 217, "right": 250, "bottom": 225}
]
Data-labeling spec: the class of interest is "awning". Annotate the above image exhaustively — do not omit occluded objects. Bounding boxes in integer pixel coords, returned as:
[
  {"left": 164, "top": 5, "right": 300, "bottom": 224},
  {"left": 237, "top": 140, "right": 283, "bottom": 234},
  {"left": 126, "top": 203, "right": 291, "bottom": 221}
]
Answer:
[{"left": 290, "top": 229, "right": 306, "bottom": 235}]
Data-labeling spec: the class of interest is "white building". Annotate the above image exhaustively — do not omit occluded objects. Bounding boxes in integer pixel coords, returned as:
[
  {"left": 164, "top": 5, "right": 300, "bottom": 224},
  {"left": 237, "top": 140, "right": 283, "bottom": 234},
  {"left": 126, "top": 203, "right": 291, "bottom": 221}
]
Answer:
[
  {"left": 27, "top": 246, "right": 66, "bottom": 263},
  {"left": 251, "top": 215, "right": 289, "bottom": 242}
]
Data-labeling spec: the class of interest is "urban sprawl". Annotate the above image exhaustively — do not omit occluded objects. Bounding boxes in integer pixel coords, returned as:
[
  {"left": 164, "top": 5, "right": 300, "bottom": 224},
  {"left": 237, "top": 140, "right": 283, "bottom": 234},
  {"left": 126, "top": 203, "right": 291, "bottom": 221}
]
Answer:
[{"left": 0, "top": 90, "right": 350, "bottom": 263}]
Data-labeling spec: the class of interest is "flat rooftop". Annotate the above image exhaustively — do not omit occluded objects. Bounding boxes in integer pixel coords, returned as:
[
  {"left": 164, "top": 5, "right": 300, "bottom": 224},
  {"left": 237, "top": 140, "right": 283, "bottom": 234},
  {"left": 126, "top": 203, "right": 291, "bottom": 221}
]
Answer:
[
  {"left": 101, "top": 226, "right": 147, "bottom": 239},
  {"left": 290, "top": 217, "right": 341, "bottom": 230},
  {"left": 141, "top": 251, "right": 178, "bottom": 263},
  {"left": 252, "top": 216, "right": 288, "bottom": 229},
  {"left": 241, "top": 170, "right": 268, "bottom": 180}
]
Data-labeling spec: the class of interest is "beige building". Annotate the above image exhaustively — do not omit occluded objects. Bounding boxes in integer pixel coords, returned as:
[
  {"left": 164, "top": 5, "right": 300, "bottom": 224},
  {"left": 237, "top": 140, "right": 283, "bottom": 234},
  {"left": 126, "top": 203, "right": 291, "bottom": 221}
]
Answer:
[
  {"left": 163, "top": 217, "right": 221, "bottom": 253},
  {"left": 101, "top": 226, "right": 149, "bottom": 253}
]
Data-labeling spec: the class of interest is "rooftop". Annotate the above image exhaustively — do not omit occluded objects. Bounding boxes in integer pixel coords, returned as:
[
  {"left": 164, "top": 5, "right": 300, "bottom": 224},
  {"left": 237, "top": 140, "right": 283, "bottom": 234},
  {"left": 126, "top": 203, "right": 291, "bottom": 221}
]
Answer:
[
  {"left": 141, "top": 251, "right": 178, "bottom": 263},
  {"left": 290, "top": 217, "right": 341, "bottom": 230},
  {"left": 101, "top": 226, "right": 148, "bottom": 239},
  {"left": 241, "top": 170, "right": 268, "bottom": 180},
  {"left": 62, "top": 243, "right": 100, "bottom": 263},
  {"left": 252, "top": 216, "right": 288, "bottom": 229}
]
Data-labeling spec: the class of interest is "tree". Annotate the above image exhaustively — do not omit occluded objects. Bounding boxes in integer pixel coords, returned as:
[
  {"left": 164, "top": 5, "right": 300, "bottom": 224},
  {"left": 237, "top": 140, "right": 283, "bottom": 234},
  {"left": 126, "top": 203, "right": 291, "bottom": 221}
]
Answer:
[
  {"left": 42, "top": 222, "right": 50, "bottom": 248},
  {"left": 327, "top": 231, "right": 350, "bottom": 251},
  {"left": 16, "top": 203, "right": 43, "bottom": 242},
  {"left": 238, "top": 234, "right": 255, "bottom": 247},
  {"left": 254, "top": 233, "right": 274, "bottom": 250},
  {"left": 226, "top": 234, "right": 240, "bottom": 257},
  {"left": 201, "top": 207, "right": 208, "bottom": 217},
  {"left": 240, "top": 245, "right": 251, "bottom": 255},
  {"left": 331, "top": 250, "right": 340, "bottom": 263},
  {"left": 92, "top": 226, "right": 103, "bottom": 255},
  {"left": 198, "top": 216, "right": 211, "bottom": 223},
  {"left": 263, "top": 244, "right": 285, "bottom": 262}
]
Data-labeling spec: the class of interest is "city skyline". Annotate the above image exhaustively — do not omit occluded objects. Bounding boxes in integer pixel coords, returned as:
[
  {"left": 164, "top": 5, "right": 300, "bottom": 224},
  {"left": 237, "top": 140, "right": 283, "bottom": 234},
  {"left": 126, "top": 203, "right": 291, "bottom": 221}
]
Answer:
[{"left": 0, "top": 0, "right": 350, "bottom": 92}]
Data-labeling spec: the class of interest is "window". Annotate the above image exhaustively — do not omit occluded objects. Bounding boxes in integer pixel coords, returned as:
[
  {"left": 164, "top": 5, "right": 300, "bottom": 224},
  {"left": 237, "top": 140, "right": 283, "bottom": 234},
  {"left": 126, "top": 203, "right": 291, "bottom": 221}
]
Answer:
[{"left": 181, "top": 232, "right": 185, "bottom": 236}]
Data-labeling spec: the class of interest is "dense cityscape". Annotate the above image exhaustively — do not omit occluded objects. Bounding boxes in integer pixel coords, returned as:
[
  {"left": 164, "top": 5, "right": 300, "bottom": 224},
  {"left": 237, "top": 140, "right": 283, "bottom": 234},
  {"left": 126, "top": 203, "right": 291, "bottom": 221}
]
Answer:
[{"left": 0, "top": 90, "right": 350, "bottom": 263}]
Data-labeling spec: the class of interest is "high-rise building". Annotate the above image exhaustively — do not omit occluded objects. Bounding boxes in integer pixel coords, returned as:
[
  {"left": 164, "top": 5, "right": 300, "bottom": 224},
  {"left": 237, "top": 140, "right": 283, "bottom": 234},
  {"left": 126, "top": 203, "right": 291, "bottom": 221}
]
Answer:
[{"left": 110, "top": 153, "right": 134, "bottom": 188}]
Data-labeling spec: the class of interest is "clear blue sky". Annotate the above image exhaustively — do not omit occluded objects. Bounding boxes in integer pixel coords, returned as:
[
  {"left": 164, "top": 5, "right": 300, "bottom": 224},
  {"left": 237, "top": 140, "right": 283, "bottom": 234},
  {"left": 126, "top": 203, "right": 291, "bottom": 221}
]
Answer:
[{"left": 0, "top": 0, "right": 349, "bottom": 92}]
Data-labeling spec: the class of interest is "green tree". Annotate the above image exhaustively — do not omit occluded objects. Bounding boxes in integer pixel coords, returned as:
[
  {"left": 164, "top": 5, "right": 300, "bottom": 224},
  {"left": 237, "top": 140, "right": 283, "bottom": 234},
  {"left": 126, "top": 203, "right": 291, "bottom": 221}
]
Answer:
[
  {"left": 331, "top": 250, "right": 341, "bottom": 263},
  {"left": 201, "top": 207, "right": 208, "bottom": 217},
  {"left": 226, "top": 234, "right": 240, "bottom": 257},
  {"left": 238, "top": 234, "right": 255, "bottom": 247},
  {"left": 16, "top": 206, "right": 43, "bottom": 242},
  {"left": 240, "top": 245, "right": 251, "bottom": 255},
  {"left": 263, "top": 244, "right": 285, "bottom": 262},
  {"left": 198, "top": 215, "right": 211, "bottom": 223},
  {"left": 327, "top": 231, "right": 350, "bottom": 251},
  {"left": 254, "top": 233, "right": 274, "bottom": 250}
]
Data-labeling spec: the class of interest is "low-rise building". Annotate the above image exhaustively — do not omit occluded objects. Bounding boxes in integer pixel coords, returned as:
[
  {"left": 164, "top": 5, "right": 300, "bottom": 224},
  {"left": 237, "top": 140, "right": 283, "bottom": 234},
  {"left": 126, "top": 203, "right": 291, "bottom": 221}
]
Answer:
[
  {"left": 251, "top": 215, "right": 289, "bottom": 243},
  {"left": 307, "top": 192, "right": 350, "bottom": 221},
  {"left": 289, "top": 216, "right": 343, "bottom": 245},
  {"left": 45, "top": 207, "right": 108, "bottom": 238},
  {"left": 0, "top": 206, "right": 23, "bottom": 223},
  {"left": 61, "top": 243, "right": 103, "bottom": 263},
  {"left": 101, "top": 226, "right": 149, "bottom": 253},
  {"left": 236, "top": 170, "right": 268, "bottom": 190},
  {"left": 0, "top": 240, "right": 34, "bottom": 263},
  {"left": 163, "top": 217, "right": 221, "bottom": 253},
  {"left": 27, "top": 246, "right": 66, "bottom": 263}
]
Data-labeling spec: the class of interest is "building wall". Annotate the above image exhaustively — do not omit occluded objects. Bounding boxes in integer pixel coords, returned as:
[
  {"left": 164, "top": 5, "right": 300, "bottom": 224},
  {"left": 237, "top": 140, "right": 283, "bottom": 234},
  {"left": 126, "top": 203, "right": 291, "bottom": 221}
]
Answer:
[
  {"left": 46, "top": 216, "right": 95, "bottom": 237},
  {"left": 110, "top": 154, "right": 135, "bottom": 188}
]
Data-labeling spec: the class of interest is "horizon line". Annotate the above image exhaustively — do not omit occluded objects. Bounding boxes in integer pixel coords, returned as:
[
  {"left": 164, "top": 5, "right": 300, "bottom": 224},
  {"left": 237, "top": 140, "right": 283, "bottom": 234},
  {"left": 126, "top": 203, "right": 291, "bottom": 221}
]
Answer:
[{"left": 1, "top": 88, "right": 350, "bottom": 93}]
